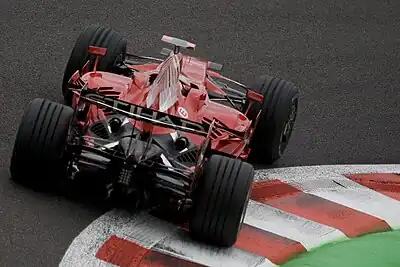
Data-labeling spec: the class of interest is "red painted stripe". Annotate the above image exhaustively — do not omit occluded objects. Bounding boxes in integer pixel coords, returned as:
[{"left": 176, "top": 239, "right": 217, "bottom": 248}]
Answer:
[
  {"left": 148, "top": 209, "right": 307, "bottom": 264},
  {"left": 172, "top": 224, "right": 305, "bottom": 264},
  {"left": 235, "top": 224, "right": 306, "bottom": 264},
  {"left": 251, "top": 180, "right": 391, "bottom": 238},
  {"left": 96, "top": 235, "right": 204, "bottom": 267},
  {"left": 345, "top": 173, "right": 400, "bottom": 201}
]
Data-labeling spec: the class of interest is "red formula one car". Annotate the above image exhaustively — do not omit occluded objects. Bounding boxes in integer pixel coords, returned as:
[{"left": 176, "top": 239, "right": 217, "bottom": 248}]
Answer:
[{"left": 9, "top": 25, "right": 299, "bottom": 247}]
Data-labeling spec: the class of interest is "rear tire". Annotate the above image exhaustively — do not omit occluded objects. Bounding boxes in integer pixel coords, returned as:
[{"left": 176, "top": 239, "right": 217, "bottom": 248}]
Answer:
[
  {"left": 246, "top": 75, "right": 299, "bottom": 164},
  {"left": 62, "top": 24, "right": 127, "bottom": 105},
  {"left": 9, "top": 98, "right": 73, "bottom": 191},
  {"left": 189, "top": 155, "right": 254, "bottom": 247}
]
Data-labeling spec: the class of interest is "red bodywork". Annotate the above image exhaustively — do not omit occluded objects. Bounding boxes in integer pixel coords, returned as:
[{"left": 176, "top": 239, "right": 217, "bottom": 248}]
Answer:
[{"left": 71, "top": 53, "right": 260, "bottom": 160}]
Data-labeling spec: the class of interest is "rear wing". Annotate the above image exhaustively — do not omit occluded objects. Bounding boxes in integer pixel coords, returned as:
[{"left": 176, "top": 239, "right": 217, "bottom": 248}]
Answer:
[
  {"left": 161, "top": 35, "right": 196, "bottom": 52},
  {"left": 77, "top": 87, "right": 246, "bottom": 138},
  {"left": 160, "top": 35, "right": 223, "bottom": 71}
]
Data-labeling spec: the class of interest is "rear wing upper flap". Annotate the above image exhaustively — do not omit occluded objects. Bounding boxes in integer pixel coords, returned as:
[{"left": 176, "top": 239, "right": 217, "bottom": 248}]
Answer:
[
  {"left": 161, "top": 35, "right": 196, "bottom": 51},
  {"left": 79, "top": 90, "right": 246, "bottom": 138}
]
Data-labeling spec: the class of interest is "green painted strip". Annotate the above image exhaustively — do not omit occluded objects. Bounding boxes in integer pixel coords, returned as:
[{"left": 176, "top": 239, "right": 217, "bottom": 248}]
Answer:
[{"left": 282, "top": 230, "right": 400, "bottom": 267}]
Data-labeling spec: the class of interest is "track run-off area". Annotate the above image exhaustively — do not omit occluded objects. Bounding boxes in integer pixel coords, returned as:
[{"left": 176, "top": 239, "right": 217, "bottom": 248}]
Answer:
[{"left": 59, "top": 164, "right": 400, "bottom": 267}]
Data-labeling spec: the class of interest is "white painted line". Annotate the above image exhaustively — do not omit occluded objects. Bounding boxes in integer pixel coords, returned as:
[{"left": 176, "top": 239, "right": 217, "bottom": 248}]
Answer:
[{"left": 244, "top": 200, "right": 346, "bottom": 249}]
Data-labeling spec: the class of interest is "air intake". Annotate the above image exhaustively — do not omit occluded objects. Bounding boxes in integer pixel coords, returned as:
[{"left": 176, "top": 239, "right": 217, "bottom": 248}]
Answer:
[
  {"left": 176, "top": 148, "right": 198, "bottom": 163},
  {"left": 90, "top": 122, "right": 110, "bottom": 139}
]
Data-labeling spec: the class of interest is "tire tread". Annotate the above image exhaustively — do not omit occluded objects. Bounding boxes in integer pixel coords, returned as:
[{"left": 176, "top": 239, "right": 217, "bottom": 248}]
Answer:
[
  {"left": 9, "top": 98, "right": 73, "bottom": 190},
  {"left": 247, "top": 76, "right": 299, "bottom": 164},
  {"left": 189, "top": 155, "right": 254, "bottom": 246}
]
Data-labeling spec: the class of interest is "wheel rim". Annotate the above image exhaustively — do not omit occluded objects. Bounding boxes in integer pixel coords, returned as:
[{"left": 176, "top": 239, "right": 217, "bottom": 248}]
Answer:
[{"left": 278, "top": 98, "right": 298, "bottom": 156}]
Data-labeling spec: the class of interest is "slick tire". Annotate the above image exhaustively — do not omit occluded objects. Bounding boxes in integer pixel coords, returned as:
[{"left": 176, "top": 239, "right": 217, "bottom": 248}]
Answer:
[
  {"left": 246, "top": 75, "right": 299, "bottom": 164},
  {"left": 189, "top": 155, "right": 254, "bottom": 247},
  {"left": 9, "top": 98, "right": 73, "bottom": 191},
  {"left": 62, "top": 24, "right": 127, "bottom": 105}
]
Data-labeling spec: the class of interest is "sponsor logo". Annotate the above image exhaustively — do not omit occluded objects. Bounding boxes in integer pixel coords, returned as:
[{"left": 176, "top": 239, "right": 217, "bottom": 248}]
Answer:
[{"left": 177, "top": 106, "right": 188, "bottom": 118}]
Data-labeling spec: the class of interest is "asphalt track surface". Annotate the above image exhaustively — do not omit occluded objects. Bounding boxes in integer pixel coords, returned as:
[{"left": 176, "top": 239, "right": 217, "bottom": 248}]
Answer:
[{"left": 0, "top": 0, "right": 399, "bottom": 266}]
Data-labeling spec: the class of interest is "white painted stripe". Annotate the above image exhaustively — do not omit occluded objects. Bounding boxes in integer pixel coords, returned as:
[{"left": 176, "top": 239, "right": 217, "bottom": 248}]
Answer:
[
  {"left": 59, "top": 210, "right": 128, "bottom": 267},
  {"left": 114, "top": 212, "right": 180, "bottom": 248},
  {"left": 115, "top": 213, "right": 269, "bottom": 267},
  {"left": 59, "top": 210, "right": 276, "bottom": 267},
  {"left": 150, "top": 229, "right": 275, "bottom": 267},
  {"left": 256, "top": 165, "right": 400, "bottom": 229},
  {"left": 245, "top": 200, "right": 347, "bottom": 249},
  {"left": 60, "top": 201, "right": 345, "bottom": 265}
]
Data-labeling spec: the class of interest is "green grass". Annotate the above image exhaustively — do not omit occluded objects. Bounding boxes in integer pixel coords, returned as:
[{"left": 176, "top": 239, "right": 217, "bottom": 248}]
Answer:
[{"left": 282, "top": 230, "right": 400, "bottom": 267}]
